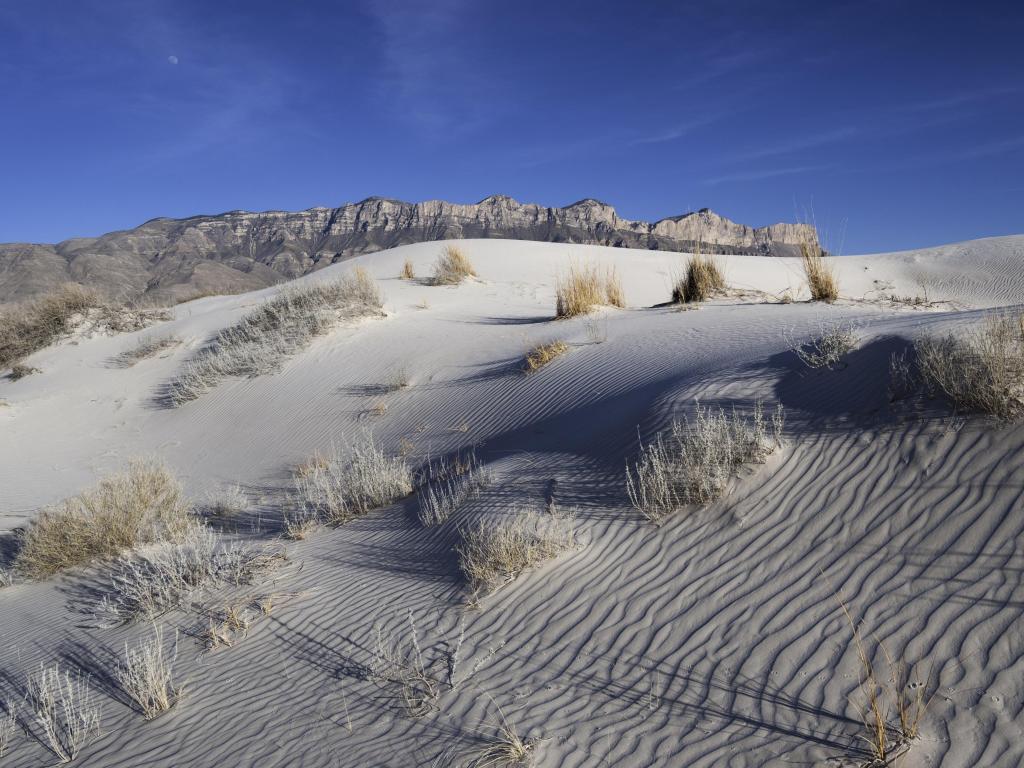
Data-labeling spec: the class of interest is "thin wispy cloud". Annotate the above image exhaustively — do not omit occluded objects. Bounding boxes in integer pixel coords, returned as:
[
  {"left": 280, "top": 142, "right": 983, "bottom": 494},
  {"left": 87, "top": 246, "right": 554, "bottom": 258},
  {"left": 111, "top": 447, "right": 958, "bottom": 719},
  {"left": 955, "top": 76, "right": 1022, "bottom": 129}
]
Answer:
[
  {"left": 703, "top": 165, "right": 830, "bottom": 185},
  {"left": 955, "top": 134, "right": 1024, "bottom": 160},
  {"left": 630, "top": 113, "right": 726, "bottom": 146},
  {"left": 897, "top": 85, "right": 1022, "bottom": 113},
  {"left": 732, "top": 127, "right": 857, "bottom": 161}
]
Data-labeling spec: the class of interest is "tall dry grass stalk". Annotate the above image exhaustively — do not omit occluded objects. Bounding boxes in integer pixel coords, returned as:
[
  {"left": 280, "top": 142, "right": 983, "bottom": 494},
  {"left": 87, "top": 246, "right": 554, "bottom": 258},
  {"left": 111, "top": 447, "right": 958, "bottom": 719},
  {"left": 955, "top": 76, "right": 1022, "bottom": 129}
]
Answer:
[
  {"left": 400, "top": 258, "right": 416, "bottom": 280},
  {"left": 915, "top": 313, "right": 1024, "bottom": 420},
  {"left": 801, "top": 241, "right": 839, "bottom": 302},
  {"left": 555, "top": 261, "right": 625, "bottom": 318},
  {"left": 673, "top": 254, "right": 726, "bottom": 303},
  {"left": 432, "top": 245, "right": 476, "bottom": 285},
  {"left": 15, "top": 460, "right": 192, "bottom": 579}
]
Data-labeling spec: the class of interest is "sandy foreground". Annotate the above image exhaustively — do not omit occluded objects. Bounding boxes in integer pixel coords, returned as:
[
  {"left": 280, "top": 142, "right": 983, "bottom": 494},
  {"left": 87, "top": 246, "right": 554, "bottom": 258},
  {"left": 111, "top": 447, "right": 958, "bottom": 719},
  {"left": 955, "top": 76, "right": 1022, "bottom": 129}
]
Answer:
[{"left": 1, "top": 236, "right": 1023, "bottom": 767}]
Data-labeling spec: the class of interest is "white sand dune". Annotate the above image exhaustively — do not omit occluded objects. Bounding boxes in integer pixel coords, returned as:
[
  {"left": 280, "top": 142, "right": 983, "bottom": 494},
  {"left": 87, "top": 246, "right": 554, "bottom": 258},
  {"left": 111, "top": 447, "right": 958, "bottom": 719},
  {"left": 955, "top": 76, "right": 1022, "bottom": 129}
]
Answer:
[{"left": 1, "top": 235, "right": 1023, "bottom": 767}]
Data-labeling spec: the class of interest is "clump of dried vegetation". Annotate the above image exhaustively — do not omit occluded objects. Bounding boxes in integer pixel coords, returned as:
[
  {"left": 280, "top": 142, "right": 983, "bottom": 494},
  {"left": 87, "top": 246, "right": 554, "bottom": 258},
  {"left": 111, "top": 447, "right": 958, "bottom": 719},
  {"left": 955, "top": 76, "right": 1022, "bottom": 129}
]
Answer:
[
  {"left": 113, "top": 334, "right": 181, "bottom": 368},
  {"left": 432, "top": 245, "right": 476, "bottom": 285},
  {"left": 14, "top": 459, "right": 192, "bottom": 579},
  {"left": 294, "top": 435, "right": 413, "bottom": 524},
  {"left": 800, "top": 240, "right": 839, "bottom": 302},
  {"left": 457, "top": 508, "right": 576, "bottom": 599},
  {"left": 524, "top": 340, "right": 569, "bottom": 373},
  {"left": 167, "top": 269, "right": 383, "bottom": 405},
  {"left": 468, "top": 701, "right": 536, "bottom": 767},
  {"left": 116, "top": 625, "right": 183, "bottom": 719},
  {"left": 626, "top": 401, "right": 784, "bottom": 522},
  {"left": 673, "top": 254, "right": 726, "bottom": 303},
  {"left": 555, "top": 261, "right": 625, "bottom": 318},
  {"left": 416, "top": 448, "right": 491, "bottom": 527},
  {"left": 0, "top": 284, "right": 164, "bottom": 370},
  {"left": 25, "top": 663, "right": 101, "bottom": 763},
  {"left": 791, "top": 321, "right": 858, "bottom": 369},
  {"left": 911, "top": 313, "right": 1024, "bottom": 420},
  {"left": 400, "top": 258, "right": 416, "bottom": 280}
]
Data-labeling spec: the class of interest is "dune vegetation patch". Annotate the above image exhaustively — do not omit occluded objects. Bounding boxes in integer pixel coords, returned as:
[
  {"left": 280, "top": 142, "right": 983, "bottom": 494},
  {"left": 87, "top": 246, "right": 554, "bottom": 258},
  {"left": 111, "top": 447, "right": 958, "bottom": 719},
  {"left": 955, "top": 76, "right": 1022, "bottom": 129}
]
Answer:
[
  {"left": 456, "top": 508, "right": 576, "bottom": 600},
  {"left": 626, "top": 401, "right": 784, "bottom": 523},
  {"left": 790, "top": 321, "right": 858, "bottom": 369},
  {"left": 14, "top": 459, "right": 192, "bottom": 580},
  {"left": 400, "top": 258, "right": 416, "bottom": 280},
  {"left": 116, "top": 626, "right": 183, "bottom": 720},
  {"left": 167, "top": 268, "right": 384, "bottom": 406},
  {"left": 113, "top": 334, "right": 181, "bottom": 368},
  {"left": 294, "top": 435, "right": 413, "bottom": 525},
  {"left": 524, "top": 340, "right": 569, "bottom": 373},
  {"left": 555, "top": 261, "right": 625, "bottom": 318},
  {"left": 0, "top": 284, "right": 165, "bottom": 370},
  {"left": 801, "top": 241, "right": 839, "bottom": 302},
  {"left": 912, "top": 312, "right": 1024, "bottom": 420},
  {"left": 432, "top": 245, "right": 476, "bottom": 285},
  {"left": 672, "top": 254, "right": 726, "bottom": 304},
  {"left": 416, "top": 448, "right": 491, "bottom": 527}
]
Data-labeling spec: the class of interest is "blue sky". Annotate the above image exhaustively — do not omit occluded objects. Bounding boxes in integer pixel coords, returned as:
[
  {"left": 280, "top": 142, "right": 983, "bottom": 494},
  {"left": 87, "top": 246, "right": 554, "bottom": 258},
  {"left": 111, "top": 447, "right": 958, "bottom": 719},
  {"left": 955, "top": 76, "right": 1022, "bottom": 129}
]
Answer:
[{"left": 0, "top": 0, "right": 1021, "bottom": 252}]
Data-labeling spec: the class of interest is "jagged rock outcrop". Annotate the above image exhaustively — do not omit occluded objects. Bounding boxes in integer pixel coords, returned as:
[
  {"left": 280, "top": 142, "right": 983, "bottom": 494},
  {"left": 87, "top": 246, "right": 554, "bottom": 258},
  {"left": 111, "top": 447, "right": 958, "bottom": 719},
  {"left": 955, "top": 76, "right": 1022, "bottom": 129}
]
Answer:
[{"left": 0, "top": 195, "right": 817, "bottom": 304}]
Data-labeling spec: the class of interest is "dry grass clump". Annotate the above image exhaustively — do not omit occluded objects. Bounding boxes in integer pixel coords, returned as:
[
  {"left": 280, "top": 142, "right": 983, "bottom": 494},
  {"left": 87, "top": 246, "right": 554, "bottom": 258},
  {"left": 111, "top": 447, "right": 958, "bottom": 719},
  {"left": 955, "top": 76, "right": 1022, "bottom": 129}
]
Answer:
[
  {"left": 791, "top": 321, "right": 858, "bottom": 369},
  {"left": 432, "top": 245, "right": 476, "bottom": 285},
  {"left": 914, "top": 313, "right": 1024, "bottom": 420},
  {"left": 457, "top": 508, "right": 576, "bottom": 598},
  {"left": 469, "top": 704, "right": 536, "bottom": 767},
  {"left": 25, "top": 663, "right": 101, "bottom": 763},
  {"left": 626, "top": 401, "right": 784, "bottom": 522},
  {"left": 167, "top": 269, "right": 384, "bottom": 405},
  {"left": 9, "top": 363, "right": 40, "bottom": 380},
  {"left": 672, "top": 254, "right": 726, "bottom": 303},
  {"left": 0, "top": 284, "right": 102, "bottom": 368},
  {"left": 555, "top": 261, "right": 624, "bottom": 318},
  {"left": 0, "top": 704, "right": 14, "bottom": 758},
  {"left": 15, "top": 459, "right": 191, "bottom": 580},
  {"left": 524, "top": 340, "right": 568, "bottom": 373},
  {"left": 400, "top": 258, "right": 416, "bottom": 280},
  {"left": 116, "top": 626, "right": 182, "bottom": 719},
  {"left": 801, "top": 241, "right": 839, "bottom": 302},
  {"left": 294, "top": 435, "right": 413, "bottom": 524},
  {"left": 416, "top": 449, "right": 492, "bottom": 527},
  {"left": 113, "top": 334, "right": 181, "bottom": 368}
]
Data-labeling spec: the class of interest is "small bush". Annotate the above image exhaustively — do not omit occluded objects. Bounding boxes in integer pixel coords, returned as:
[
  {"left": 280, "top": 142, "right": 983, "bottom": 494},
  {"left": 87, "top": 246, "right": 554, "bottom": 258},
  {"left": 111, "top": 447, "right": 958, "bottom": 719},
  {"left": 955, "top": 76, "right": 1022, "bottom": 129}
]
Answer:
[
  {"left": 672, "top": 255, "right": 725, "bottom": 303},
  {"left": 469, "top": 704, "right": 536, "bottom": 767},
  {"left": 626, "top": 401, "right": 784, "bottom": 522},
  {"left": 801, "top": 242, "right": 839, "bottom": 302},
  {"left": 914, "top": 313, "right": 1024, "bottom": 420},
  {"left": 524, "top": 340, "right": 568, "bottom": 373},
  {"left": 432, "top": 245, "right": 476, "bottom": 285},
  {"left": 113, "top": 335, "right": 180, "bottom": 368},
  {"left": 0, "top": 284, "right": 102, "bottom": 368},
  {"left": 15, "top": 460, "right": 192, "bottom": 579},
  {"left": 555, "top": 261, "right": 624, "bottom": 318},
  {"left": 295, "top": 436, "right": 413, "bottom": 524},
  {"left": 167, "top": 270, "right": 384, "bottom": 405},
  {"left": 116, "top": 626, "right": 182, "bottom": 719},
  {"left": 25, "top": 663, "right": 100, "bottom": 763},
  {"left": 8, "top": 363, "right": 40, "bottom": 380},
  {"left": 791, "top": 322, "right": 858, "bottom": 369},
  {"left": 457, "top": 508, "right": 576, "bottom": 598},
  {"left": 400, "top": 259, "right": 416, "bottom": 280}
]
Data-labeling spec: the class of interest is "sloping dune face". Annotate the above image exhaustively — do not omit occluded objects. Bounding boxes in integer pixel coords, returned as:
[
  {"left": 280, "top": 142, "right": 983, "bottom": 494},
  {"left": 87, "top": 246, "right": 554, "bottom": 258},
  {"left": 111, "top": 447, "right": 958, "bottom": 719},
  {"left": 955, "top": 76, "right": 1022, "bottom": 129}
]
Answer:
[{"left": 1, "top": 236, "right": 1023, "bottom": 767}]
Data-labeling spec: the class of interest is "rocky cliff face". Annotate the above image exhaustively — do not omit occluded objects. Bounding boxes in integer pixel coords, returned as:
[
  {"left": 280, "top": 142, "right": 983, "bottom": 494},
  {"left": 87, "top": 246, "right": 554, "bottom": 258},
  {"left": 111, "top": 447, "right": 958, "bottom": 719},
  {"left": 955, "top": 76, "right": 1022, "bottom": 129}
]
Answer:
[{"left": 0, "top": 195, "right": 817, "bottom": 303}]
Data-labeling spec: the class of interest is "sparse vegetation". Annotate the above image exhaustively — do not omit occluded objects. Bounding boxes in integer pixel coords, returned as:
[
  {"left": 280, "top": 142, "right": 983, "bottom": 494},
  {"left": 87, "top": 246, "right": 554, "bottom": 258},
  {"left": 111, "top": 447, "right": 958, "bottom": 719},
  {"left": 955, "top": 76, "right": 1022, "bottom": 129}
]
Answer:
[
  {"left": 282, "top": 507, "right": 318, "bottom": 540},
  {"left": 801, "top": 241, "right": 839, "bottom": 302},
  {"left": 457, "top": 508, "right": 576, "bottom": 598},
  {"left": 15, "top": 459, "right": 192, "bottom": 580},
  {"left": 25, "top": 663, "right": 101, "bottom": 763},
  {"left": 673, "top": 254, "right": 725, "bottom": 303},
  {"left": 202, "top": 484, "right": 248, "bottom": 518},
  {"left": 524, "top": 340, "right": 568, "bottom": 373},
  {"left": 0, "top": 566, "right": 13, "bottom": 588},
  {"left": 626, "top": 401, "right": 784, "bottom": 522},
  {"left": 401, "top": 258, "right": 416, "bottom": 280},
  {"left": 432, "top": 245, "right": 476, "bottom": 285},
  {"left": 914, "top": 313, "right": 1024, "bottom": 420},
  {"left": 294, "top": 435, "right": 413, "bottom": 524},
  {"left": 167, "top": 270, "right": 384, "bottom": 405},
  {"left": 416, "top": 449, "right": 491, "bottom": 527},
  {"left": 113, "top": 334, "right": 181, "bottom": 367},
  {"left": 0, "top": 702, "right": 15, "bottom": 758},
  {"left": 555, "top": 261, "right": 625, "bottom": 318},
  {"left": 791, "top": 322, "right": 858, "bottom": 369},
  {"left": 9, "top": 363, "right": 40, "bottom": 380},
  {"left": 116, "top": 626, "right": 182, "bottom": 719},
  {"left": 469, "top": 703, "right": 536, "bottom": 767}
]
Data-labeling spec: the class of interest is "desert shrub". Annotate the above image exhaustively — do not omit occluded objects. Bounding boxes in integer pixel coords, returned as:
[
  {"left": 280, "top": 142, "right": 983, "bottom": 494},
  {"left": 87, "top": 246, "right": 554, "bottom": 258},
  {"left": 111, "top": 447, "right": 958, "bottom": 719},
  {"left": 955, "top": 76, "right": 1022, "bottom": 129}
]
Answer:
[
  {"left": 801, "top": 242, "right": 839, "bottom": 302},
  {"left": 25, "top": 663, "right": 100, "bottom": 762},
  {"left": 8, "top": 363, "right": 40, "bottom": 380},
  {"left": 416, "top": 450, "right": 491, "bottom": 527},
  {"left": 524, "top": 340, "right": 568, "bottom": 373},
  {"left": 15, "top": 460, "right": 192, "bottom": 579},
  {"left": 400, "top": 259, "right": 416, "bottom": 280},
  {"left": 457, "top": 508, "right": 576, "bottom": 598},
  {"left": 626, "top": 401, "right": 784, "bottom": 522},
  {"left": 202, "top": 484, "right": 248, "bottom": 518},
  {"left": 432, "top": 245, "right": 476, "bottom": 285},
  {"left": 113, "top": 335, "right": 181, "bottom": 368},
  {"left": 791, "top": 322, "right": 858, "bottom": 369},
  {"left": 0, "top": 284, "right": 102, "bottom": 368},
  {"left": 167, "top": 270, "right": 384, "bottom": 405},
  {"left": 282, "top": 507, "right": 319, "bottom": 540},
  {"left": 116, "top": 626, "right": 182, "bottom": 719},
  {"left": 914, "top": 313, "right": 1024, "bottom": 420},
  {"left": 555, "top": 262, "right": 624, "bottom": 317},
  {"left": 295, "top": 436, "right": 412, "bottom": 524},
  {"left": 672, "top": 255, "right": 725, "bottom": 303}
]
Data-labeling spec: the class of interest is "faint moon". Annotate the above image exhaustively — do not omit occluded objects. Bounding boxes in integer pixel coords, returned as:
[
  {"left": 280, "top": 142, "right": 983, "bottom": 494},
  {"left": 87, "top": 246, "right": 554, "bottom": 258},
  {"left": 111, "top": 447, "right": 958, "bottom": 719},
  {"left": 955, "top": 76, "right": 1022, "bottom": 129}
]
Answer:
[{"left": 168, "top": 55, "right": 179, "bottom": 65}]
